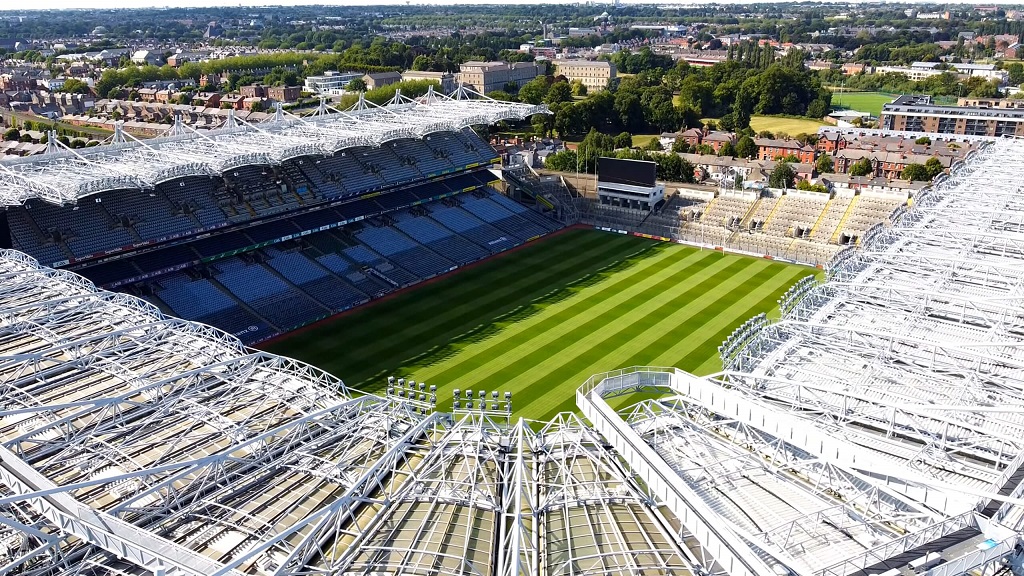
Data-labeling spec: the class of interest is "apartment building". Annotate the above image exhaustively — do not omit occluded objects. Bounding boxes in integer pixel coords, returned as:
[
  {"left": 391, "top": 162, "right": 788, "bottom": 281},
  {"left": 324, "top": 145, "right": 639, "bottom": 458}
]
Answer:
[
  {"left": 456, "top": 61, "right": 540, "bottom": 94},
  {"left": 552, "top": 60, "right": 616, "bottom": 92},
  {"left": 400, "top": 70, "right": 457, "bottom": 94},
  {"left": 880, "top": 94, "right": 1024, "bottom": 137}
]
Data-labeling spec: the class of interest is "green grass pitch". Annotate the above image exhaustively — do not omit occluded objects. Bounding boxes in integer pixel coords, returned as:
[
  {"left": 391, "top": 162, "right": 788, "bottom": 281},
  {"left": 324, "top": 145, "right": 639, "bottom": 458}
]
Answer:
[
  {"left": 262, "top": 229, "right": 812, "bottom": 422},
  {"left": 830, "top": 91, "right": 897, "bottom": 117}
]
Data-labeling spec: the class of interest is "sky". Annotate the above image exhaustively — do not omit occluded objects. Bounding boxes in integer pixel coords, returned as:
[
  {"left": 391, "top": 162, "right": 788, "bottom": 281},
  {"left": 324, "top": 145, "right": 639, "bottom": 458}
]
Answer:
[
  {"left": 13, "top": 0, "right": 993, "bottom": 12},
  {"left": 12, "top": 0, "right": 637, "bottom": 9},
  {"left": 10, "top": 0, "right": 763, "bottom": 10}
]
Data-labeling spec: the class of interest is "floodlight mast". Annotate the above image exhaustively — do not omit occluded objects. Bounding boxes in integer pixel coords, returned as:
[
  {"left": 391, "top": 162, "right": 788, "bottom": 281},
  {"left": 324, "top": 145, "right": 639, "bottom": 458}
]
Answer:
[
  {"left": 385, "top": 375, "right": 437, "bottom": 415},
  {"left": 452, "top": 386, "right": 514, "bottom": 427}
]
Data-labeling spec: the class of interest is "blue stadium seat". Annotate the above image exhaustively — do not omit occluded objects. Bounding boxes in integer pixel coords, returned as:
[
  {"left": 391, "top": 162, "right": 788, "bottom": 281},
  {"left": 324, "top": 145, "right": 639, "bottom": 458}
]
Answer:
[
  {"left": 132, "top": 243, "right": 199, "bottom": 273},
  {"left": 215, "top": 258, "right": 327, "bottom": 330},
  {"left": 488, "top": 192, "right": 560, "bottom": 233},
  {"left": 390, "top": 137, "right": 452, "bottom": 176},
  {"left": 428, "top": 204, "right": 519, "bottom": 253},
  {"left": 315, "top": 253, "right": 390, "bottom": 298},
  {"left": 6, "top": 207, "right": 67, "bottom": 266},
  {"left": 77, "top": 259, "right": 142, "bottom": 287},
  {"left": 394, "top": 211, "right": 489, "bottom": 265},
  {"left": 156, "top": 274, "right": 237, "bottom": 318},
  {"left": 266, "top": 248, "right": 368, "bottom": 312},
  {"left": 158, "top": 178, "right": 226, "bottom": 228},
  {"left": 342, "top": 244, "right": 419, "bottom": 287},
  {"left": 460, "top": 194, "right": 551, "bottom": 241},
  {"left": 355, "top": 225, "right": 454, "bottom": 280},
  {"left": 100, "top": 189, "right": 196, "bottom": 242}
]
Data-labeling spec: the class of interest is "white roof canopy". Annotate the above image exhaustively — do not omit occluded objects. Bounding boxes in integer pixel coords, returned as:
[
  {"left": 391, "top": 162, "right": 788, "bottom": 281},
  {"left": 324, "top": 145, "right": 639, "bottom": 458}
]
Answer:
[{"left": 0, "top": 87, "right": 549, "bottom": 206}]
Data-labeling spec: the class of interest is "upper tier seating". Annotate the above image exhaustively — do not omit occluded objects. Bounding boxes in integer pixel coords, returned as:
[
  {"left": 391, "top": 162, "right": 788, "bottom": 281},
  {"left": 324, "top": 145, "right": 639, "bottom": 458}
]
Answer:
[{"left": 157, "top": 177, "right": 226, "bottom": 227}]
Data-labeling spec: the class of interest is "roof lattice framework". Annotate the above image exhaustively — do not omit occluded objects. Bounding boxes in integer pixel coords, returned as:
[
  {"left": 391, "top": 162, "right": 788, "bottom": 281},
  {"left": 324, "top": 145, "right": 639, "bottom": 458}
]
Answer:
[{"left": 0, "top": 88, "right": 548, "bottom": 206}]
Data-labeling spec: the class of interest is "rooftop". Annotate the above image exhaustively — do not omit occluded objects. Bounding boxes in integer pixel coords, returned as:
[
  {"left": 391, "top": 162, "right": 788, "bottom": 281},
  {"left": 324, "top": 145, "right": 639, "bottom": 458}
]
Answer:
[{"left": 0, "top": 87, "right": 548, "bottom": 207}]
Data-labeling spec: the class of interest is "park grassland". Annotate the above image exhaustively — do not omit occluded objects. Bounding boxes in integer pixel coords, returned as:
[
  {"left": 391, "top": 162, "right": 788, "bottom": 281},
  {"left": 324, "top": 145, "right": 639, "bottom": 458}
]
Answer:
[
  {"left": 748, "top": 115, "right": 828, "bottom": 135},
  {"left": 263, "top": 229, "right": 811, "bottom": 422}
]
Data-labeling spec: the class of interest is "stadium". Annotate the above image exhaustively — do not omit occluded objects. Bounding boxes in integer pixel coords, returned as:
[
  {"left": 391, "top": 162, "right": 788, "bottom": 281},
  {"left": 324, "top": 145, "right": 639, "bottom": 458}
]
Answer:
[{"left": 0, "top": 86, "right": 1021, "bottom": 576}]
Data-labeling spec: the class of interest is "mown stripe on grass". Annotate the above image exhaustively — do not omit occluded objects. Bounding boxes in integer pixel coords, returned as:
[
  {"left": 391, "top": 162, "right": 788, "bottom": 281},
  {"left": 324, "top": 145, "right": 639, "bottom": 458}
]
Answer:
[
  {"left": 529, "top": 259, "right": 796, "bottom": 420},
  {"left": 263, "top": 229, "right": 811, "bottom": 421},
  {"left": 646, "top": 264, "right": 806, "bottom": 368},
  {"left": 683, "top": 266, "right": 809, "bottom": 375},
  {"left": 332, "top": 233, "right": 655, "bottom": 380},
  {"left": 268, "top": 230, "right": 653, "bottom": 384},
  {"left": 416, "top": 246, "right": 725, "bottom": 393},
  {"left": 284, "top": 229, "right": 628, "bottom": 357},
  {"left": 505, "top": 258, "right": 770, "bottom": 416},
  {"left": 540, "top": 264, "right": 811, "bottom": 418}
]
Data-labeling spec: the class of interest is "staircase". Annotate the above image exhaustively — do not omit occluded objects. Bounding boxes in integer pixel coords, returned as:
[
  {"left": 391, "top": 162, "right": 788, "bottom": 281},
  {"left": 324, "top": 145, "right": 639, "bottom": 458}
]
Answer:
[
  {"left": 808, "top": 195, "right": 834, "bottom": 238},
  {"left": 830, "top": 195, "right": 860, "bottom": 244},
  {"left": 739, "top": 197, "right": 764, "bottom": 230},
  {"left": 702, "top": 195, "right": 720, "bottom": 220},
  {"left": 760, "top": 195, "right": 785, "bottom": 230}
]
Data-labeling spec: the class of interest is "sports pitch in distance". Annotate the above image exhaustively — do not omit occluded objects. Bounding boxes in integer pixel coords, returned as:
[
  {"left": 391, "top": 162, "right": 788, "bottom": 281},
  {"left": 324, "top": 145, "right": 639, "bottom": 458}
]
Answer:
[{"left": 263, "top": 229, "right": 811, "bottom": 421}]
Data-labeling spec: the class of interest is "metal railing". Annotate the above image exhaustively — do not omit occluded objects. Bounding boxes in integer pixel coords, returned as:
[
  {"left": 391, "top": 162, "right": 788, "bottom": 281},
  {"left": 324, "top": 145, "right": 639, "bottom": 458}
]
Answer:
[{"left": 814, "top": 512, "right": 976, "bottom": 576}]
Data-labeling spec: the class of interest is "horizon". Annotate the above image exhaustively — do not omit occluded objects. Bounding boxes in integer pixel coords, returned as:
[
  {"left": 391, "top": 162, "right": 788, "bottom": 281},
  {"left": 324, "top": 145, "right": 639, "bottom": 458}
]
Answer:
[{"left": 10, "top": 0, "right": 1013, "bottom": 11}]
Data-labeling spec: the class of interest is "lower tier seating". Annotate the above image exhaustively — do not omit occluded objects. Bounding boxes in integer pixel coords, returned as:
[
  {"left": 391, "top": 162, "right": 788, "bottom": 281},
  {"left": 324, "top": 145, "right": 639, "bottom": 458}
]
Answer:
[{"left": 87, "top": 187, "right": 561, "bottom": 344}]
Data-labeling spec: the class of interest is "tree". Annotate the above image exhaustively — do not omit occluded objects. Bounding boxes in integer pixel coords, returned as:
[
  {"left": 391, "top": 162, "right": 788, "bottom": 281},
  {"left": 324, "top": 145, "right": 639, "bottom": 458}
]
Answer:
[
  {"left": 60, "top": 78, "right": 91, "bottom": 94},
  {"left": 914, "top": 136, "right": 932, "bottom": 145},
  {"left": 849, "top": 158, "right": 874, "bottom": 177},
  {"left": 3, "top": 128, "right": 19, "bottom": 141},
  {"left": 486, "top": 90, "right": 515, "bottom": 102},
  {"left": 678, "top": 158, "right": 696, "bottom": 183},
  {"left": 735, "top": 135, "right": 757, "bottom": 159},
  {"left": 656, "top": 152, "right": 683, "bottom": 180},
  {"left": 1009, "top": 62, "right": 1024, "bottom": 86},
  {"left": 796, "top": 180, "right": 828, "bottom": 193},
  {"left": 542, "top": 149, "right": 577, "bottom": 172},
  {"left": 518, "top": 77, "right": 549, "bottom": 105},
  {"left": 925, "top": 157, "right": 944, "bottom": 178},
  {"left": 901, "top": 163, "right": 930, "bottom": 181},
  {"left": 554, "top": 104, "right": 587, "bottom": 137},
  {"left": 816, "top": 153, "right": 833, "bottom": 174},
  {"left": 346, "top": 78, "right": 366, "bottom": 92},
  {"left": 695, "top": 143, "right": 715, "bottom": 155},
  {"left": 769, "top": 162, "right": 796, "bottom": 189},
  {"left": 671, "top": 139, "right": 691, "bottom": 154},
  {"left": 531, "top": 113, "right": 553, "bottom": 137},
  {"left": 545, "top": 81, "right": 572, "bottom": 105},
  {"left": 718, "top": 141, "right": 736, "bottom": 157},
  {"left": 411, "top": 55, "right": 431, "bottom": 71},
  {"left": 570, "top": 80, "right": 587, "bottom": 97},
  {"left": 644, "top": 138, "right": 663, "bottom": 151},
  {"left": 613, "top": 131, "right": 633, "bottom": 149},
  {"left": 806, "top": 98, "right": 828, "bottom": 119}
]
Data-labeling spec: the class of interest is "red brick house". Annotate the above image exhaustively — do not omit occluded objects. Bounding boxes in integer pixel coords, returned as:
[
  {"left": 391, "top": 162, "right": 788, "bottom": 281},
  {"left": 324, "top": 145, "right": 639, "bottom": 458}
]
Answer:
[
  {"left": 754, "top": 138, "right": 816, "bottom": 164},
  {"left": 703, "top": 131, "right": 736, "bottom": 152},
  {"left": 816, "top": 131, "right": 848, "bottom": 154}
]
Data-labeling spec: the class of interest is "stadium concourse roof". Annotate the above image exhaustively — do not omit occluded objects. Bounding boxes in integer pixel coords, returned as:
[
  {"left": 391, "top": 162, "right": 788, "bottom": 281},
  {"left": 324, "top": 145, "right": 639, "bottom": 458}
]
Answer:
[
  {"left": 3, "top": 141, "right": 1024, "bottom": 576},
  {"left": 0, "top": 86, "right": 549, "bottom": 207}
]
